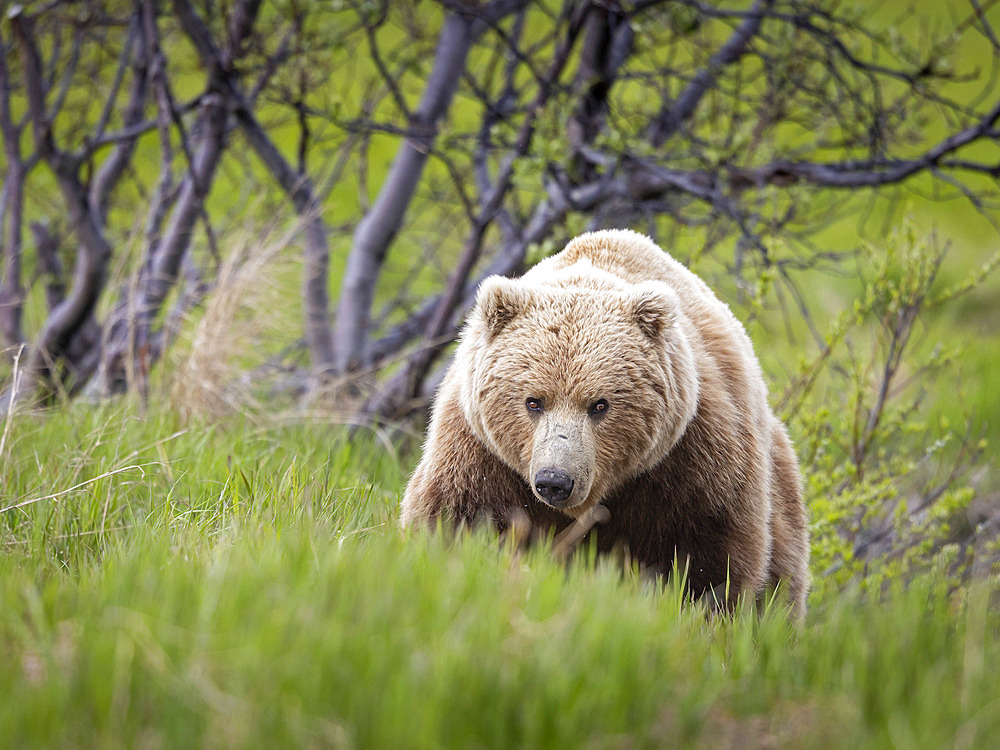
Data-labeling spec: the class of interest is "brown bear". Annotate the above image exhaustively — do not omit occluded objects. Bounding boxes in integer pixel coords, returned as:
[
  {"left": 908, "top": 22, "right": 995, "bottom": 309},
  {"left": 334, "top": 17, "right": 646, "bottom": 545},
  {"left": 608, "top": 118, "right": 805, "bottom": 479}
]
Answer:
[{"left": 401, "top": 229, "right": 810, "bottom": 618}]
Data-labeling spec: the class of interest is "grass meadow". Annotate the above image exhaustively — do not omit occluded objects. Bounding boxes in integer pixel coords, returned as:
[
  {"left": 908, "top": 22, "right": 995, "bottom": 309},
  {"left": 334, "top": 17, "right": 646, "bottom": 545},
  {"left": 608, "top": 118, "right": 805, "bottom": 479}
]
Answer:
[{"left": 1, "top": 400, "right": 999, "bottom": 749}]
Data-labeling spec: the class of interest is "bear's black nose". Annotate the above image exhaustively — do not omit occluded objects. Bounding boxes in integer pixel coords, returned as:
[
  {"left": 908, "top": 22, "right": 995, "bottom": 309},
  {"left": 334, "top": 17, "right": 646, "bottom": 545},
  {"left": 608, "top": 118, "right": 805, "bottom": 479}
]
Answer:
[{"left": 534, "top": 468, "right": 574, "bottom": 506}]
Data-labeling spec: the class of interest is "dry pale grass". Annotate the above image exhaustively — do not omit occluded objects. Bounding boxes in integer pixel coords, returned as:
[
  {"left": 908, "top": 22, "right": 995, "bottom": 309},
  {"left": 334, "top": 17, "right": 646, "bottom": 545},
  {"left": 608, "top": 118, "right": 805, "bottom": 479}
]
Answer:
[
  {"left": 168, "top": 216, "right": 301, "bottom": 422},
  {"left": 163, "top": 212, "right": 420, "bottom": 455}
]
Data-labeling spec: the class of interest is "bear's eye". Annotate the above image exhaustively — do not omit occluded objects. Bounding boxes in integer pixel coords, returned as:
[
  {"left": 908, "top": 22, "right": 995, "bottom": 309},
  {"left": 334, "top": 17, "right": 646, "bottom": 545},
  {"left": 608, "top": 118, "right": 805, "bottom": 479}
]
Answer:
[
  {"left": 525, "top": 397, "right": 544, "bottom": 413},
  {"left": 589, "top": 399, "right": 609, "bottom": 417}
]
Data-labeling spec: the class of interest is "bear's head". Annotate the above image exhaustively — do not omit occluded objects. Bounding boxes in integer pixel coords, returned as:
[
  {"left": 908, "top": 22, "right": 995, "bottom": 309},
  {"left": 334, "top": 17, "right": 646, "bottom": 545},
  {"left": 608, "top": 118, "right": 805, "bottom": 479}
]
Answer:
[{"left": 459, "top": 271, "right": 699, "bottom": 518}]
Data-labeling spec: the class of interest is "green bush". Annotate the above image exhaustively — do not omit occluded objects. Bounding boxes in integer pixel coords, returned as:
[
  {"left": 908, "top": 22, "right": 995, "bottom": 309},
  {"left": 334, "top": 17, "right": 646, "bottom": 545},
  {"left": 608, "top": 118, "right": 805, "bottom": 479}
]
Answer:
[{"left": 780, "top": 226, "right": 997, "bottom": 598}]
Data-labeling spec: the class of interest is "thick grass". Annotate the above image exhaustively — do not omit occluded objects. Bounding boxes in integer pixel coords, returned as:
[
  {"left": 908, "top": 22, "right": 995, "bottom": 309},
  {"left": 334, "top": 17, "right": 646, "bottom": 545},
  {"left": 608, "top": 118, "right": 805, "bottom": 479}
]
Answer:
[{"left": 2, "top": 405, "right": 999, "bottom": 749}]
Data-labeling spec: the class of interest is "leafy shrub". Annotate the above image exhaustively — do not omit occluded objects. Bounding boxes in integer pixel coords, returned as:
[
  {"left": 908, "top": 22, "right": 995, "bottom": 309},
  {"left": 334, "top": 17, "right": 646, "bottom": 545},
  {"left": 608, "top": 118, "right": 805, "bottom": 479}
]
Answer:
[{"left": 777, "top": 227, "right": 999, "bottom": 597}]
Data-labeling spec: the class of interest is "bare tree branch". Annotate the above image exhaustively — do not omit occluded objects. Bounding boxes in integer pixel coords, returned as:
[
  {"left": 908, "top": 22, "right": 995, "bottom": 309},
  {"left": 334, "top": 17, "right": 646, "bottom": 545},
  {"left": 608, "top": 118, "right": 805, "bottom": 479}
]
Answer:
[
  {"left": 89, "top": 11, "right": 148, "bottom": 225},
  {"left": 171, "top": 0, "right": 336, "bottom": 374},
  {"left": 0, "top": 30, "right": 27, "bottom": 349},
  {"left": 133, "top": 93, "right": 229, "bottom": 354},
  {"left": 8, "top": 7, "right": 114, "bottom": 400},
  {"left": 332, "top": 0, "right": 530, "bottom": 374},
  {"left": 650, "top": 0, "right": 773, "bottom": 145},
  {"left": 360, "top": 1, "right": 593, "bottom": 417}
]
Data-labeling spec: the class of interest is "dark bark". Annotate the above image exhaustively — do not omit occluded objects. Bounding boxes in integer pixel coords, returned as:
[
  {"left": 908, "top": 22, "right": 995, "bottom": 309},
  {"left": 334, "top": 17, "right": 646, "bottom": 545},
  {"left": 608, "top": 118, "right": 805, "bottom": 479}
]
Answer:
[
  {"left": 31, "top": 221, "right": 65, "bottom": 312},
  {"left": 96, "top": 93, "right": 229, "bottom": 394},
  {"left": 9, "top": 8, "right": 114, "bottom": 399},
  {"left": 0, "top": 165, "right": 25, "bottom": 352},
  {"left": 0, "top": 31, "right": 26, "bottom": 350}
]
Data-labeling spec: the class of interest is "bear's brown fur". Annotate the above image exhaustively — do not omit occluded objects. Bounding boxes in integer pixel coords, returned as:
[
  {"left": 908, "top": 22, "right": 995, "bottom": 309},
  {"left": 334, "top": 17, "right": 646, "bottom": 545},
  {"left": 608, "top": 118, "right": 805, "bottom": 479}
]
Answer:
[{"left": 401, "top": 229, "right": 810, "bottom": 617}]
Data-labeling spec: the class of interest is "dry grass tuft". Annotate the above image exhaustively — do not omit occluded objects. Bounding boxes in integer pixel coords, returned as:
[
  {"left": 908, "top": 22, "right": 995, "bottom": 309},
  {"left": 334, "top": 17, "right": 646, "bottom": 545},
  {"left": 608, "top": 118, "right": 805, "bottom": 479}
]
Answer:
[{"left": 168, "top": 218, "right": 300, "bottom": 422}]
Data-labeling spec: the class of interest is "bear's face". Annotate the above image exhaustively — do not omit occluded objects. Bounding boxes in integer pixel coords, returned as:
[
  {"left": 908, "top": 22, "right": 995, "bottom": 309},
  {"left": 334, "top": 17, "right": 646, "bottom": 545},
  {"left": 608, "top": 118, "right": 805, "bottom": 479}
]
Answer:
[{"left": 460, "top": 275, "right": 699, "bottom": 518}]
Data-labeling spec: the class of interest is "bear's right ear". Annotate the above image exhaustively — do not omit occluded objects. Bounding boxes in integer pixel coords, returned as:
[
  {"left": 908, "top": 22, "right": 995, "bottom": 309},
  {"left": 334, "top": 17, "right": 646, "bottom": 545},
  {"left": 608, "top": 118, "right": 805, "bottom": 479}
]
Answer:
[
  {"left": 476, "top": 276, "right": 529, "bottom": 339},
  {"left": 627, "top": 282, "right": 679, "bottom": 340}
]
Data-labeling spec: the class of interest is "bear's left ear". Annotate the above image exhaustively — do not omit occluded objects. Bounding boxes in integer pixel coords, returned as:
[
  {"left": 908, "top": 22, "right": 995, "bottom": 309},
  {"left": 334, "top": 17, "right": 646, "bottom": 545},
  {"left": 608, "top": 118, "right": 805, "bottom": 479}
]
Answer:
[
  {"left": 627, "top": 282, "right": 679, "bottom": 340},
  {"left": 475, "top": 275, "right": 531, "bottom": 339}
]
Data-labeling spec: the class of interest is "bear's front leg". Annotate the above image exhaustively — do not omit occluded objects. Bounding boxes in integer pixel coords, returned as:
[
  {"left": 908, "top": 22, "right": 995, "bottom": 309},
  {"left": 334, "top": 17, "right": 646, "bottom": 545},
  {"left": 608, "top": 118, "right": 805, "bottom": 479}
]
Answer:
[{"left": 401, "top": 400, "right": 533, "bottom": 529}]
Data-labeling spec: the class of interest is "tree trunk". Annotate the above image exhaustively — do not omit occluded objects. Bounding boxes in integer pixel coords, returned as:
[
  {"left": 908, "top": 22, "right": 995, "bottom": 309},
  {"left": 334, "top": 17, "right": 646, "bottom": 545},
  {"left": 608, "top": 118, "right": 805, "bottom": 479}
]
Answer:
[
  {"left": 0, "top": 164, "right": 25, "bottom": 351},
  {"left": 332, "top": 12, "right": 477, "bottom": 374},
  {"left": 0, "top": 30, "right": 25, "bottom": 351}
]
